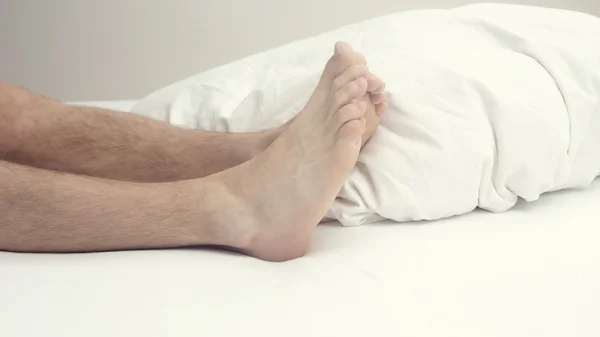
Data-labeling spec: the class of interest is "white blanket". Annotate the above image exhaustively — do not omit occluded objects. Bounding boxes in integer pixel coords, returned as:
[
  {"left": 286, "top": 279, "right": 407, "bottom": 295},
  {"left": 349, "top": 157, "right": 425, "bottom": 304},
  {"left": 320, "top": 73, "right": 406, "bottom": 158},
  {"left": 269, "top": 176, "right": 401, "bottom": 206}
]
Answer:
[{"left": 132, "top": 3, "right": 600, "bottom": 226}]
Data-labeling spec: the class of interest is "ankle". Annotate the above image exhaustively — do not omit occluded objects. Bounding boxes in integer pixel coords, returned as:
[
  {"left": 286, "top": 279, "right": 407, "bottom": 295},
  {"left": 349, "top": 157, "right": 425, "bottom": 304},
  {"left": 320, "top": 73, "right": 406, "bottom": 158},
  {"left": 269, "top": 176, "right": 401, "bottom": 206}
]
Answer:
[{"left": 180, "top": 174, "right": 261, "bottom": 249}]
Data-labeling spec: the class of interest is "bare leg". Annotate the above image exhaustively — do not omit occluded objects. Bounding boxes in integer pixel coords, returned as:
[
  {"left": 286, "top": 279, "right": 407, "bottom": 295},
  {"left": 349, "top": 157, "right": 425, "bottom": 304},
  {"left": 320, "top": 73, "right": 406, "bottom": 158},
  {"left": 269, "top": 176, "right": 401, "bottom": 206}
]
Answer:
[
  {"left": 0, "top": 42, "right": 370, "bottom": 261},
  {"left": 0, "top": 48, "right": 386, "bottom": 183},
  {"left": 0, "top": 161, "right": 205, "bottom": 252},
  {"left": 0, "top": 82, "right": 278, "bottom": 182}
]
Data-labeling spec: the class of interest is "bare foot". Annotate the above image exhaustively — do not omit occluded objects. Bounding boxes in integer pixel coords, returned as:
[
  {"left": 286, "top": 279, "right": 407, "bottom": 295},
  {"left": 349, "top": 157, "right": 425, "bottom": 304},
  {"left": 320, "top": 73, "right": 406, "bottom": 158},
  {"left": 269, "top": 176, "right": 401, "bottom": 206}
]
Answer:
[
  {"left": 206, "top": 42, "right": 369, "bottom": 261},
  {"left": 268, "top": 42, "right": 387, "bottom": 148},
  {"left": 336, "top": 42, "right": 388, "bottom": 146}
]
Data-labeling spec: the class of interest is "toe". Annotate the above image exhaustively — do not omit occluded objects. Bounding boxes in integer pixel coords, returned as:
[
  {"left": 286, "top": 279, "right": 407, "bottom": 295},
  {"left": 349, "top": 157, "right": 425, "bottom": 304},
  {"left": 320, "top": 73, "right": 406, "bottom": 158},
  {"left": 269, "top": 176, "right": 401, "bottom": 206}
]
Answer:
[
  {"left": 337, "top": 118, "right": 366, "bottom": 149},
  {"left": 332, "top": 101, "right": 367, "bottom": 128},
  {"left": 336, "top": 41, "right": 367, "bottom": 65},
  {"left": 375, "top": 102, "right": 388, "bottom": 116},
  {"left": 362, "top": 109, "right": 381, "bottom": 144},
  {"left": 353, "top": 52, "right": 367, "bottom": 65},
  {"left": 373, "top": 82, "right": 386, "bottom": 95},
  {"left": 335, "top": 41, "right": 355, "bottom": 57},
  {"left": 370, "top": 92, "right": 387, "bottom": 105},
  {"left": 333, "top": 41, "right": 361, "bottom": 71},
  {"left": 332, "top": 78, "right": 368, "bottom": 110},
  {"left": 333, "top": 65, "right": 370, "bottom": 91},
  {"left": 367, "top": 74, "right": 385, "bottom": 93},
  {"left": 334, "top": 41, "right": 384, "bottom": 95},
  {"left": 321, "top": 44, "right": 355, "bottom": 84}
]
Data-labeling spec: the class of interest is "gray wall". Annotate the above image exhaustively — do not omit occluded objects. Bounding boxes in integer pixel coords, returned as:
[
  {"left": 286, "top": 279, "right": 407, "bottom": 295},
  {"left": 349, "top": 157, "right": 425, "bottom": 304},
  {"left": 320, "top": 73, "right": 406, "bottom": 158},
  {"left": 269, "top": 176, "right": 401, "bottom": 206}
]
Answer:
[{"left": 1, "top": 0, "right": 599, "bottom": 101}]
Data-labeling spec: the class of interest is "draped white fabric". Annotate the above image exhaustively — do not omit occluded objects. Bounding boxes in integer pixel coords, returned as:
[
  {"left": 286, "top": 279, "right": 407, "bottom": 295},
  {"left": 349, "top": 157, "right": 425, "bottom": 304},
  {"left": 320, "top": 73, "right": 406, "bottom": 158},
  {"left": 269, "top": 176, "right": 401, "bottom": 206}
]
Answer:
[{"left": 132, "top": 3, "right": 600, "bottom": 226}]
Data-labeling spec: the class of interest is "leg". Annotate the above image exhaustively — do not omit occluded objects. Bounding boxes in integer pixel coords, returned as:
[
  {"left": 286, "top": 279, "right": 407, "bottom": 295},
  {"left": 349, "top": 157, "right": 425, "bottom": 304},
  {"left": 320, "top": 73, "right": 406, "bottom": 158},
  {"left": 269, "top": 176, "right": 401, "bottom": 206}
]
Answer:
[
  {"left": 0, "top": 160, "right": 208, "bottom": 252},
  {"left": 1, "top": 42, "right": 370, "bottom": 261},
  {"left": 0, "top": 82, "right": 278, "bottom": 182},
  {"left": 0, "top": 46, "right": 386, "bottom": 183}
]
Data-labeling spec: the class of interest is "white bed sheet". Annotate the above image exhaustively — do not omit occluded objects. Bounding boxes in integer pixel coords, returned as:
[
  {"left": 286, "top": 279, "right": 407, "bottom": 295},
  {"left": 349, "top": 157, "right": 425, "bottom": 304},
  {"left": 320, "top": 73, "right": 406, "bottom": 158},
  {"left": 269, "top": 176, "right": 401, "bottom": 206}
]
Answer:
[{"left": 1, "top": 100, "right": 599, "bottom": 337}]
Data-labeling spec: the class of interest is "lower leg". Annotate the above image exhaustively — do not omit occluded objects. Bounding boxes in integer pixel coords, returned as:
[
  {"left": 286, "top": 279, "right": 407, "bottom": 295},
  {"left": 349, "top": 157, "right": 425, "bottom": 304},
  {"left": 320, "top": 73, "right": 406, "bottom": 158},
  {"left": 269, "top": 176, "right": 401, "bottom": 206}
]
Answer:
[
  {"left": 0, "top": 48, "right": 387, "bottom": 183},
  {"left": 1, "top": 42, "right": 373, "bottom": 262},
  {"left": 0, "top": 160, "right": 238, "bottom": 253},
  {"left": 0, "top": 82, "right": 279, "bottom": 182}
]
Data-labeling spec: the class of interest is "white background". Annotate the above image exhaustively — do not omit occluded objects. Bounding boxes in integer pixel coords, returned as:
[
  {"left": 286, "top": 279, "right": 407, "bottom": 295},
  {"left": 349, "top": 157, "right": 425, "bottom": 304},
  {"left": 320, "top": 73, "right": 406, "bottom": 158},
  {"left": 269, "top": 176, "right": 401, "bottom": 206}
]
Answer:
[{"left": 1, "top": 0, "right": 599, "bottom": 101}]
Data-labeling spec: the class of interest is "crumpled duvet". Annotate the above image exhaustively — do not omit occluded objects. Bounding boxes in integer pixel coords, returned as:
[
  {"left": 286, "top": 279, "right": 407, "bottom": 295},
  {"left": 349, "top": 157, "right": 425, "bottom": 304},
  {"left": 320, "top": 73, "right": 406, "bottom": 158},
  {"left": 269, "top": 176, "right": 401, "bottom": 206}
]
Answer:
[{"left": 132, "top": 3, "right": 600, "bottom": 226}]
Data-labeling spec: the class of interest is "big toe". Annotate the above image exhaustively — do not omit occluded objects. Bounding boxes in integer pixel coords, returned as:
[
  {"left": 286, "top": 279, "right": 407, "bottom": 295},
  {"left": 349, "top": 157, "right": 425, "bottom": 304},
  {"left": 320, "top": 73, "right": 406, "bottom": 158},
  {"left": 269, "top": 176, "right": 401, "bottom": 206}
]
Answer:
[
  {"left": 334, "top": 41, "right": 355, "bottom": 58},
  {"left": 327, "top": 42, "right": 381, "bottom": 90},
  {"left": 321, "top": 42, "right": 356, "bottom": 83},
  {"left": 336, "top": 41, "right": 370, "bottom": 67}
]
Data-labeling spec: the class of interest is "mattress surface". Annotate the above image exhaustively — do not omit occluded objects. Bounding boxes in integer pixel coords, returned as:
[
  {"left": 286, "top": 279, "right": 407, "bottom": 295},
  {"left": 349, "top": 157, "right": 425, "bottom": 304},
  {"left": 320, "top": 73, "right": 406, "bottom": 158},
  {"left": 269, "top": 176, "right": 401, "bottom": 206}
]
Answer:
[{"left": 1, "top": 101, "right": 599, "bottom": 337}]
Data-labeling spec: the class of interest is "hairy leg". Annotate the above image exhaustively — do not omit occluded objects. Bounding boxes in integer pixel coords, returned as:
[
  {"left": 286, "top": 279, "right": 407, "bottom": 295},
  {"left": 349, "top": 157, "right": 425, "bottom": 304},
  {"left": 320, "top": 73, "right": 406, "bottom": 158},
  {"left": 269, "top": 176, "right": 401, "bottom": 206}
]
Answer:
[
  {"left": 0, "top": 50, "right": 386, "bottom": 184},
  {"left": 0, "top": 42, "right": 386, "bottom": 183},
  {"left": 0, "top": 160, "right": 207, "bottom": 252},
  {"left": 0, "top": 42, "right": 370, "bottom": 261},
  {"left": 0, "top": 82, "right": 279, "bottom": 182}
]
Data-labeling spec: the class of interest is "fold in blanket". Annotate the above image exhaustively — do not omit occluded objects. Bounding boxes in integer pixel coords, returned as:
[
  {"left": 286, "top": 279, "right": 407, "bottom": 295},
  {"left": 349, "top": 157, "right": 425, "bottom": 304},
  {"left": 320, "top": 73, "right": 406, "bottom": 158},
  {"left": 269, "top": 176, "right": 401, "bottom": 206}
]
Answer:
[{"left": 133, "top": 3, "right": 600, "bottom": 226}]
